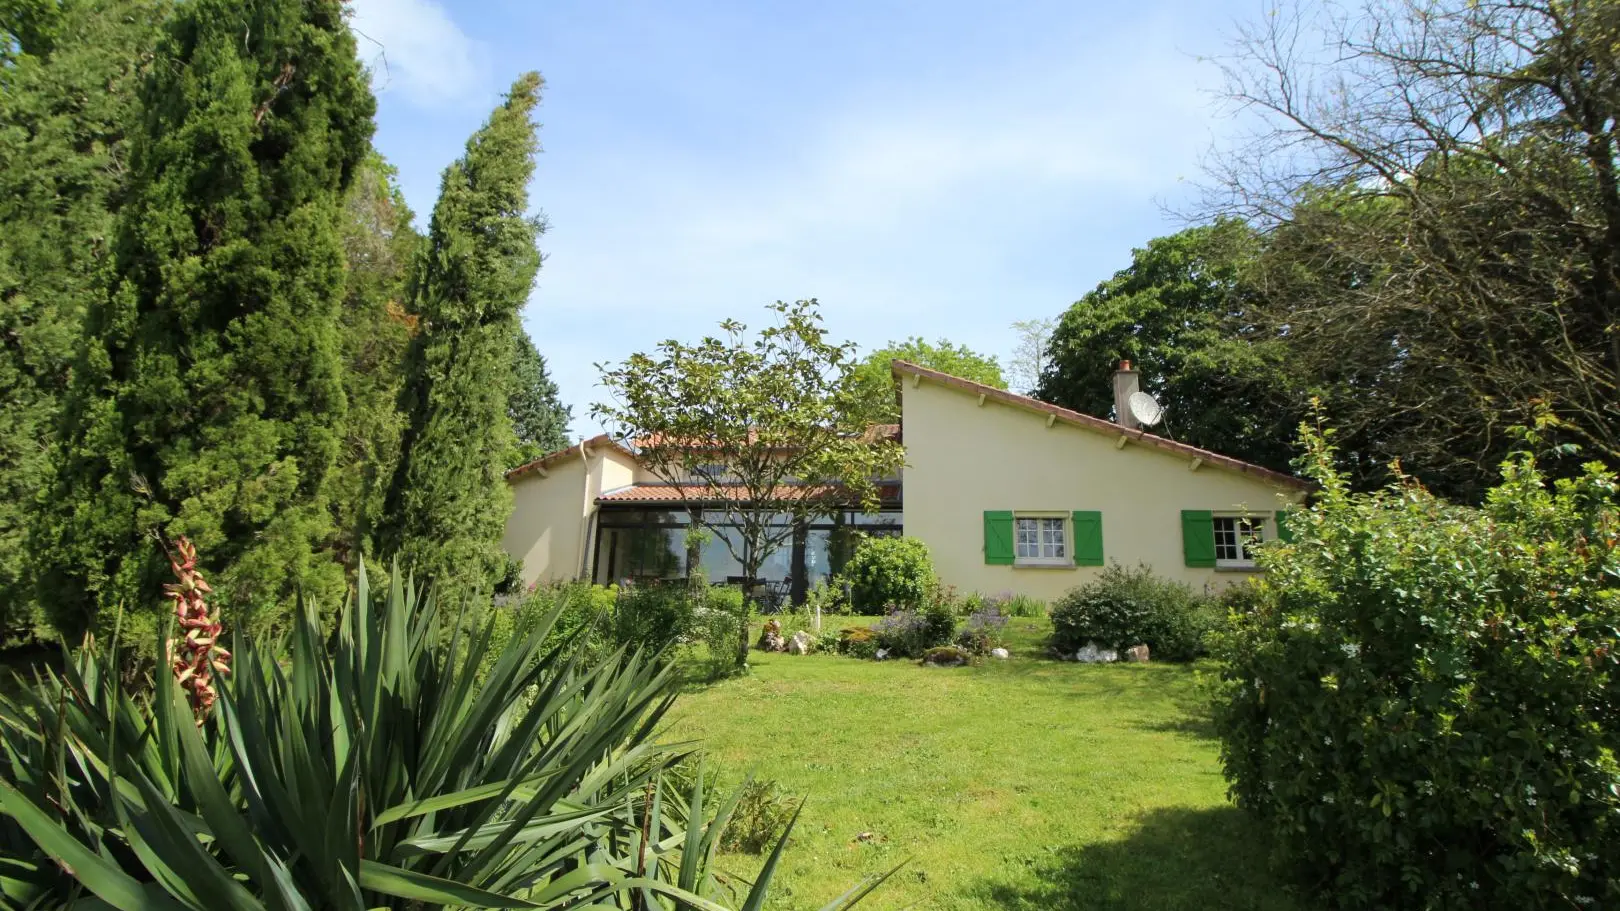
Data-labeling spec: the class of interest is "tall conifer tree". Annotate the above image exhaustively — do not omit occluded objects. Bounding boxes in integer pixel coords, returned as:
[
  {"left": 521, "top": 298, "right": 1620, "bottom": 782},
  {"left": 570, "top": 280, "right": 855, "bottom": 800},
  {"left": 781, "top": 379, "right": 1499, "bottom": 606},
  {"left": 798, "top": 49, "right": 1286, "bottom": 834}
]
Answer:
[
  {"left": 38, "top": 0, "right": 374, "bottom": 641},
  {"left": 379, "top": 73, "right": 544, "bottom": 598},
  {"left": 0, "top": 0, "right": 169, "bottom": 638},
  {"left": 508, "top": 331, "right": 571, "bottom": 468}
]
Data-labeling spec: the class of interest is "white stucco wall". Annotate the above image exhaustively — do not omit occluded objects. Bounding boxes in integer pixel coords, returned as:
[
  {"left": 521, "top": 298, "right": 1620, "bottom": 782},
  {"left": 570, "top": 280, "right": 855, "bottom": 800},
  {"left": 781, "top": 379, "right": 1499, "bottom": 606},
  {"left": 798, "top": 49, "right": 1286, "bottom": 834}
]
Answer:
[
  {"left": 502, "top": 444, "right": 644, "bottom": 588},
  {"left": 503, "top": 457, "right": 587, "bottom": 587},
  {"left": 900, "top": 377, "right": 1304, "bottom": 601}
]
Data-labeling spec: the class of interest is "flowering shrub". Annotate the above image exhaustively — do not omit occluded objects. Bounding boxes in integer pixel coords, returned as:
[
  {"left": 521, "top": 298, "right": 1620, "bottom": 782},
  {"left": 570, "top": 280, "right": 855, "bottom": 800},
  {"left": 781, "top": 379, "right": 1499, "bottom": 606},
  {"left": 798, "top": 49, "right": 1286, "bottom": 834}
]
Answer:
[
  {"left": 842, "top": 535, "right": 935, "bottom": 612},
  {"left": 955, "top": 606, "right": 1008, "bottom": 655},
  {"left": 872, "top": 600, "right": 955, "bottom": 658},
  {"left": 1050, "top": 564, "right": 1216, "bottom": 661},
  {"left": 980, "top": 591, "right": 1047, "bottom": 618},
  {"left": 1210, "top": 426, "right": 1620, "bottom": 909}
]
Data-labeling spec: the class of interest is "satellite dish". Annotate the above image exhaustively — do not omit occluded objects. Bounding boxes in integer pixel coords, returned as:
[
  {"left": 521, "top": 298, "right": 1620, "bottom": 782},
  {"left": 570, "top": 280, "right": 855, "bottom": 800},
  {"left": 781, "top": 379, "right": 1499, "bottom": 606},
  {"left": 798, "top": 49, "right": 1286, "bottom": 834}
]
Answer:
[{"left": 1128, "top": 391, "right": 1165, "bottom": 427}]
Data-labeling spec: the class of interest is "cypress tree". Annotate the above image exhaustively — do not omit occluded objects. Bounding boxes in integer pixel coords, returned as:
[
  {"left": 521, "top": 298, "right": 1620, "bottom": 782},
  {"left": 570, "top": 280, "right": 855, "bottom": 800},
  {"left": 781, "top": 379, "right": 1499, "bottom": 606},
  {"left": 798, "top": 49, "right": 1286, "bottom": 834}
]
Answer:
[
  {"left": 0, "top": 0, "right": 168, "bottom": 639},
  {"left": 508, "top": 330, "right": 571, "bottom": 468},
  {"left": 330, "top": 153, "right": 421, "bottom": 568},
  {"left": 37, "top": 0, "right": 375, "bottom": 643},
  {"left": 378, "top": 73, "right": 545, "bottom": 599}
]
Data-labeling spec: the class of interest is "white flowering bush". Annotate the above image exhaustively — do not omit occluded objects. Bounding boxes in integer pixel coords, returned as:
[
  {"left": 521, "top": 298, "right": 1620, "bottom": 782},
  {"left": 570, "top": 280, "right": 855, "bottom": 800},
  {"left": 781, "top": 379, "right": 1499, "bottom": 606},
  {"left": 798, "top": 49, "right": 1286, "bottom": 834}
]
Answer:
[{"left": 1210, "top": 423, "right": 1620, "bottom": 909}]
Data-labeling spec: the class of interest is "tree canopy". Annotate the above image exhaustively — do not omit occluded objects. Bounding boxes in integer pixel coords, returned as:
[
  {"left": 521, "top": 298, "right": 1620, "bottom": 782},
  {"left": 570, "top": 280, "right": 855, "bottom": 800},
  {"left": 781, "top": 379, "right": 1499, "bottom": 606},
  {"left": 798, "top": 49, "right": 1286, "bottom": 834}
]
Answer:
[
  {"left": 1036, "top": 220, "right": 1303, "bottom": 476},
  {"left": 1203, "top": 0, "right": 1620, "bottom": 497},
  {"left": 853, "top": 337, "right": 1005, "bottom": 422}
]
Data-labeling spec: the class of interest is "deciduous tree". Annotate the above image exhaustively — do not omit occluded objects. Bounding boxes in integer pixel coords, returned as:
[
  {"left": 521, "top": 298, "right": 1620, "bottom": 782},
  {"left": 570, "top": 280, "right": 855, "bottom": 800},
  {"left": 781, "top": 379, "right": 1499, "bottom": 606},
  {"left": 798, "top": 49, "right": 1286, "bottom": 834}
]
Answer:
[
  {"left": 1208, "top": 0, "right": 1620, "bottom": 496},
  {"left": 1036, "top": 221, "right": 1303, "bottom": 475},
  {"left": 594, "top": 300, "right": 905, "bottom": 670},
  {"left": 852, "top": 337, "right": 1005, "bottom": 422}
]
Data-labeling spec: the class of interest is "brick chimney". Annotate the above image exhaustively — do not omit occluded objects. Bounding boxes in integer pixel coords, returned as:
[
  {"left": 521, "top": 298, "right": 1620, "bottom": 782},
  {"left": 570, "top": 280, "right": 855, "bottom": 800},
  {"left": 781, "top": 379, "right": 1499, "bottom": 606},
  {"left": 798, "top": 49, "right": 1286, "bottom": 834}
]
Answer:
[{"left": 1113, "top": 360, "right": 1140, "bottom": 430}]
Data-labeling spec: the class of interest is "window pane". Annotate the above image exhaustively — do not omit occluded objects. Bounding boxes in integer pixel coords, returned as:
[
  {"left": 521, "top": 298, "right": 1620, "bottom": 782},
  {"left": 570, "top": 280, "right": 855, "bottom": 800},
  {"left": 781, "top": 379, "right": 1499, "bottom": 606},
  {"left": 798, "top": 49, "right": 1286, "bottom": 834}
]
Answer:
[
  {"left": 1016, "top": 518, "right": 1038, "bottom": 557},
  {"left": 1214, "top": 517, "right": 1238, "bottom": 561}
]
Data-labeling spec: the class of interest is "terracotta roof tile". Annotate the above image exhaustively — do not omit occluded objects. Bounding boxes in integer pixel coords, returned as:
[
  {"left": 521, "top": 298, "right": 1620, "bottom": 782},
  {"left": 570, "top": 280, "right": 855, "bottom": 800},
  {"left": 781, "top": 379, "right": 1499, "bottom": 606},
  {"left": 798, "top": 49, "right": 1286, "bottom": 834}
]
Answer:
[
  {"left": 890, "top": 359, "right": 1310, "bottom": 491},
  {"left": 597, "top": 483, "right": 901, "bottom": 506}
]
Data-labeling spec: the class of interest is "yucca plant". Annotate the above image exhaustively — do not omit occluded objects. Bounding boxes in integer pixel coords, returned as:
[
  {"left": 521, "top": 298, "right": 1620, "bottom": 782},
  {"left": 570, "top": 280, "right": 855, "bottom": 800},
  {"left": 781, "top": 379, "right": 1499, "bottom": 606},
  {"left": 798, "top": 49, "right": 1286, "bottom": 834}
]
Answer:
[{"left": 0, "top": 559, "right": 894, "bottom": 909}]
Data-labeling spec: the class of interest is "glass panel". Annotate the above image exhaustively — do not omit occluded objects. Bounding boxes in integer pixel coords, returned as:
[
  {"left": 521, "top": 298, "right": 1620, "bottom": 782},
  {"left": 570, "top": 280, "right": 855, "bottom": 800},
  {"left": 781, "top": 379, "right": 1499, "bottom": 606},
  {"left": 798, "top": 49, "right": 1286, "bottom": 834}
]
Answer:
[
  {"left": 597, "top": 509, "right": 646, "bottom": 527},
  {"left": 696, "top": 527, "right": 745, "bottom": 584},
  {"left": 850, "top": 511, "right": 903, "bottom": 527},
  {"left": 625, "top": 526, "right": 685, "bottom": 580},
  {"left": 805, "top": 529, "right": 834, "bottom": 586}
]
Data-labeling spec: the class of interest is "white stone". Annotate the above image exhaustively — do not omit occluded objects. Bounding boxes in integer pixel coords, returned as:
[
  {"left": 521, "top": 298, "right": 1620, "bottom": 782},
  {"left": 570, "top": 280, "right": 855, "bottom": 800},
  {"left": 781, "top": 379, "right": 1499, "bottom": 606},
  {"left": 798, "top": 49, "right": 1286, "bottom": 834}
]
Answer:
[
  {"left": 875, "top": 648, "right": 889, "bottom": 661},
  {"left": 989, "top": 647, "right": 1010, "bottom": 659},
  {"left": 788, "top": 630, "right": 812, "bottom": 655},
  {"left": 1075, "top": 642, "right": 1120, "bottom": 664}
]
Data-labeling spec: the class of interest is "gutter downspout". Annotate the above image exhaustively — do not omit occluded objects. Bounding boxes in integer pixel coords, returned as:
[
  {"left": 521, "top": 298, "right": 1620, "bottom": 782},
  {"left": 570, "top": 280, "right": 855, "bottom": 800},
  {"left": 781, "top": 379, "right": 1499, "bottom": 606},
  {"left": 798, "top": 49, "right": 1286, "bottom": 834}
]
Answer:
[{"left": 577, "top": 438, "right": 595, "bottom": 580}]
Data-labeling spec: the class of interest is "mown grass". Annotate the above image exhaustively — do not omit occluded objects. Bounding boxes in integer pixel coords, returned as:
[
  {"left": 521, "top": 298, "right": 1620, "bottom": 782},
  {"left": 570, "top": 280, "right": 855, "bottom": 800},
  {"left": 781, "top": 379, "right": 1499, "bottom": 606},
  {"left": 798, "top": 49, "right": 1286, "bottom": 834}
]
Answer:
[{"left": 667, "top": 616, "right": 1303, "bottom": 911}]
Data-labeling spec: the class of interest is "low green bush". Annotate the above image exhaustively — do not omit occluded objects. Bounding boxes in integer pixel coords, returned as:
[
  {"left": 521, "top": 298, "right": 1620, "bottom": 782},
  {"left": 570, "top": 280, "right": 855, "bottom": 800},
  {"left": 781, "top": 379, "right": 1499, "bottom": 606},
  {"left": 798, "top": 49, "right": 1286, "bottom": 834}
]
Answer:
[
  {"left": 610, "top": 579, "right": 695, "bottom": 652},
  {"left": 1210, "top": 428, "right": 1620, "bottom": 909},
  {"left": 1050, "top": 563, "right": 1217, "bottom": 661},
  {"left": 691, "top": 585, "right": 745, "bottom": 678},
  {"left": 955, "top": 606, "right": 1008, "bottom": 655},
  {"left": 838, "top": 625, "right": 880, "bottom": 659},
  {"left": 843, "top": 536, "right": 935, "bottom": 612}
]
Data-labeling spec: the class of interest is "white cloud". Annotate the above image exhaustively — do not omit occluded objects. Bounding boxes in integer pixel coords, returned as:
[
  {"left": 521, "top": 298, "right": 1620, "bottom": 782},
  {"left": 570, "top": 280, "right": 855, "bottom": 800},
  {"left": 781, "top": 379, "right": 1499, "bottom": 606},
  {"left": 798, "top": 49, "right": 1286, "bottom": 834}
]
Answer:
[{"left": 348, "top": 0, "right": 485, "bottom": 106}]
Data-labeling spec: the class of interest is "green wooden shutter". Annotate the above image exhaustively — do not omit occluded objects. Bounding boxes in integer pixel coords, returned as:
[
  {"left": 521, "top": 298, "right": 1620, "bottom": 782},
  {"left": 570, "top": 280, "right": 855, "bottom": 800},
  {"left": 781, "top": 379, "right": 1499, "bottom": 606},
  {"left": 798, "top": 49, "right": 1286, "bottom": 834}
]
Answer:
[
  {"left": 983, "top": 511, "right": 1014, "bottom": 565},
  {"left": 1072, "top": 511, "right": 1104, "bottom": 566},
  {"left": 1181, "top": 510, "right": 1216, "bottom": 567},
  {"left": 1275, "top": 509, "right": 1295, "bottom": 543}
]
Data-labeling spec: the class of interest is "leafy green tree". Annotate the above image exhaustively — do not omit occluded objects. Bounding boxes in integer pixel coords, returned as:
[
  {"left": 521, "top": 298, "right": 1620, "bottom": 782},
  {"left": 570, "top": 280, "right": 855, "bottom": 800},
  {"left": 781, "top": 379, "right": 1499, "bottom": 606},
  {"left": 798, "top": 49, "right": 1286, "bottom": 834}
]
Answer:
[
  {"left": 378, "top": 73, "right": 545, "bottom": 601},
  {"left": 594, "top": 299, "right": 906, "bottom": 670},
  {"left": 853, "top": 337, "right": 1005, "bottom": 422},
  {"left": 509, "top": 330, "right": 571, "bottom": 468},
  {"left": 1036, "top": 220, "right": 1303, "bottom": 475},
  {"left": 0, "top": 0, "right": 168, "bottom": 638},
  {"left": 330, "top": 153, "right": 421, "bottom": 567},
  {"left": 36, "top": 0, "right": 375, "bottom": 643},
  {"left": 1212, "top": 0, "right": 1620, "bottom": 498}
]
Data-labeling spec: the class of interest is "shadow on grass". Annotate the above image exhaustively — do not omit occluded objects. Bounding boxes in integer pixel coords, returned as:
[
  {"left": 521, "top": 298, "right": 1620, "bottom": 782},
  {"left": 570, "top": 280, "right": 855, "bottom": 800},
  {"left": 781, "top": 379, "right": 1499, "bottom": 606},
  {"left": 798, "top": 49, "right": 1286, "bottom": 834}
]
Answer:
[{"left": 967, "top": 806, "right": 1301, "bottom": 911}]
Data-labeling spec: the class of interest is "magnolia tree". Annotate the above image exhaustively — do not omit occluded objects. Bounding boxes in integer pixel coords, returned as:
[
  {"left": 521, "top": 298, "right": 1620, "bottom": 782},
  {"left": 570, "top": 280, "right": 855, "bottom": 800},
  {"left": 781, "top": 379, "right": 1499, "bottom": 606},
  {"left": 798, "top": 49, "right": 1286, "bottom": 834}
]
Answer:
[{"left": 593, "top": 300, "right": 905, "bottom": 669}]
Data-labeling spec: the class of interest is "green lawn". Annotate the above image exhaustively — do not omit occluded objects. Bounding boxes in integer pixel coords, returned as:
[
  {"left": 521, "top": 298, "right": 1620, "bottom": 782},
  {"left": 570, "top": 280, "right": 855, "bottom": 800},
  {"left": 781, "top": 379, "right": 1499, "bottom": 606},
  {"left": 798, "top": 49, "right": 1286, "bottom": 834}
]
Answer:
[{"left": 666, "top": 617, "right": 1303, "bottom": 911}]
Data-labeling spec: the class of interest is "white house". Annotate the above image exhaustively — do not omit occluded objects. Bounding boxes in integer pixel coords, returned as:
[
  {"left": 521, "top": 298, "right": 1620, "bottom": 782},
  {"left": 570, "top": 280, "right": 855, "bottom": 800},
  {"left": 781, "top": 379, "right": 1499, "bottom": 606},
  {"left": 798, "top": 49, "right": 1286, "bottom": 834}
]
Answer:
[{"left": 502, "top": 360, "right": 1309, "bottom": 602}]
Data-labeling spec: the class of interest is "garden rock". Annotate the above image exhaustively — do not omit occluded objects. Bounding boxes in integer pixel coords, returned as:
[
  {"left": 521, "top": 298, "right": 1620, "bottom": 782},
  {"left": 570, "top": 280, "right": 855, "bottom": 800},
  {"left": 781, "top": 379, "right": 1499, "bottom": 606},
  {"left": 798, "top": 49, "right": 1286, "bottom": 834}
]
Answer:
[
  {"left": 1125, "top": 644, "right": 1150, "bottom": 662},
  {"left": 756, "top": 619, "right": 786, "bottom": 653},
  {"left": 788, "top": 630, "right": 812, "bottom": 655},
  {"left": 989, "top": 647, "right": 1010, "bottom": 660},
  {"left": 1075, "top": 642, "right": 1118, "bottom": 663},
  {"left": 921, "top": 646, "right": 971, "bottom": 667},
  {"left": 874, "top": 648, "right": 890, "bottom": 661}
]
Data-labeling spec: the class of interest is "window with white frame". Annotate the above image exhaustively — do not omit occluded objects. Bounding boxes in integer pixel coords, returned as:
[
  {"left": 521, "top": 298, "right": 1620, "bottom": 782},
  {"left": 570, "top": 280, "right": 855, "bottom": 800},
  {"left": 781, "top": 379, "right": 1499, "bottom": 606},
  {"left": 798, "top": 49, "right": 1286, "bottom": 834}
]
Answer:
[
  {"left": 1213, "top": 515, "right": 1264, "bottom": 567},
  {"left": 1015, "top": 515, "right": 1068, "bottom": 565}
]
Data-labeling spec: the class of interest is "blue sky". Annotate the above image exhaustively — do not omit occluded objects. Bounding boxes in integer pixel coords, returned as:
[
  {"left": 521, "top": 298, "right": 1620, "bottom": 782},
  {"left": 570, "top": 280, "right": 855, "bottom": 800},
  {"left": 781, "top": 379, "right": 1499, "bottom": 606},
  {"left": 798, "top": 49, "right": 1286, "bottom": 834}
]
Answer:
[{"left": 349, "top": 0, "right": 1263, "bottom": 437}]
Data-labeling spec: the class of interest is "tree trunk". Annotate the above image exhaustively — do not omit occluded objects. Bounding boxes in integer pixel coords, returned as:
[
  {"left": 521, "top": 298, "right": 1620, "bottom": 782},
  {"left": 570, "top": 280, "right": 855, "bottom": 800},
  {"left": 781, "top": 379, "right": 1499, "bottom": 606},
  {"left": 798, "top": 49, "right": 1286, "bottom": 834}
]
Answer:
[{"left": 735, "top": 538, "right": 756, "bottom": 669}]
